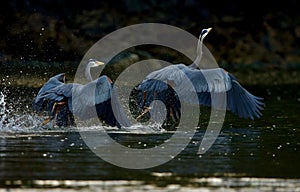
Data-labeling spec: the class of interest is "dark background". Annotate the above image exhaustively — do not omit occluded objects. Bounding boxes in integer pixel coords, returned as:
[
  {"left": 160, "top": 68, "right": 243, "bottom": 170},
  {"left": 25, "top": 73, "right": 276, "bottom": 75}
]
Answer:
[
  {"left": 1, "top": 1, "right": 300, "bottom": 185},
  {"left": 1, "top": 0, "right": 300, "bottom": 70}
]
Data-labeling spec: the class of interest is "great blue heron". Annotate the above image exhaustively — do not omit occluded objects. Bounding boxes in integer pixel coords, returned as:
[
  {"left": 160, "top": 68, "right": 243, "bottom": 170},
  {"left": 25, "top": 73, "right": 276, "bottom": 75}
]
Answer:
[
  {"left": 32, "top": 59, "right": 130, "bottom": 127},
  {"left": 134, "top": 28, "right": 264, "bottom": 127}
]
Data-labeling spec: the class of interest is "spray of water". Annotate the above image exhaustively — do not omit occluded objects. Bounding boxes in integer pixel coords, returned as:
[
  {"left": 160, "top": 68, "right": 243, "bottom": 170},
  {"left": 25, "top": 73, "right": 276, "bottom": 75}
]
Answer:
[
  {"left": 0, "top": 91, "right": 44, "bottom": 132},
  {"left": 0, "top": 91, "right": 8, "bottom": 128},
  {"left": 0, "top": 91, "right": 164, "bottom": 134}
]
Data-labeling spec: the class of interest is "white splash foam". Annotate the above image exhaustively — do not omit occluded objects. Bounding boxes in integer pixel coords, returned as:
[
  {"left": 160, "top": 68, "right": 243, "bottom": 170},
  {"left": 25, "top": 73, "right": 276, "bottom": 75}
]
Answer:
[
  {"left": 0, "top": 91, "right": 169, "bottom": 134},
  {"left": 0, "top": 91, "right": 44, "bottom": 132}
]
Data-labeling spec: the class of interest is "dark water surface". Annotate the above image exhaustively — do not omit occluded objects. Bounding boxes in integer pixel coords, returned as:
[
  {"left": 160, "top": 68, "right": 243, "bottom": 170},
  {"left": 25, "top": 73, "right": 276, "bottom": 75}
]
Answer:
[
  {"left": 0, "top": 84, "right": 300, "bottom": 190},
  {"left": 1, "top": 126, "right": 300, "bottom": 181}
]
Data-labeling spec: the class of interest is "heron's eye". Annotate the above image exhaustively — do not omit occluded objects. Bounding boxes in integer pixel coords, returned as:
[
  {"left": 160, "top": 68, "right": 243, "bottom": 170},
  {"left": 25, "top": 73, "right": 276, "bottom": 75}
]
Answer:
[{"left": 201, "top": 30, "right": 207, "bottom": 36}]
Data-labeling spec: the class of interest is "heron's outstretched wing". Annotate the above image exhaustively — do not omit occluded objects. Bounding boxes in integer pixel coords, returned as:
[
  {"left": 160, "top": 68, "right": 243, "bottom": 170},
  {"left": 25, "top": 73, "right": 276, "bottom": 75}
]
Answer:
[
  {"left": 70, "top": 75, "right": 112, "bottom": 116},
  {"left": 94, "top": 88, "right": 131, "bottom": 128},
  {"left": 78, "top": 76, "right": 112, "bottom": 106},
  {"left": 187, "top": 72, "right": 264, "bottom": 119},
  {"left": 32, "top": 73, "right": 66, "bottom": 112},
  {"left": 136, "top": 64, "right": 264, "bottom": 120},
  {"left": 225, "top": 74, "right": 264, "bottom": 119},
  {"left": 136, "top": 65, "right": 231, "bottom": 114},
  {"left": 137, "top": 65, "right": 231, "bottom": 101},
  {"left": 71, "top": 75, "right": 130, "bottom": 127}
]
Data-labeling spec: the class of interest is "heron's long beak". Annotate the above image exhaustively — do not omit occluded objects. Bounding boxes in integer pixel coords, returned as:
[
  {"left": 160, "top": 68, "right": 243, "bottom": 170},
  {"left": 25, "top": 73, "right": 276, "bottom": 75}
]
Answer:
[
  {"left": 95, "top": 60, "right": 105, "bottom": 66},
  {"left": 207, "top": 27, "right": 212, "bottom": 32}
]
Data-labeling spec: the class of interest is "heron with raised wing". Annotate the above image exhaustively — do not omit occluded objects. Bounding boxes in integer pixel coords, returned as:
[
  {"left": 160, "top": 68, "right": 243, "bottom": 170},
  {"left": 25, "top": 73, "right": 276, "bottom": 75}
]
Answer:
[
  {"left": 32, "top": 59, "right": 130, "bottom": 128},
  {"left": 135, "top": 28, "right": 264, "bottom": 127}
]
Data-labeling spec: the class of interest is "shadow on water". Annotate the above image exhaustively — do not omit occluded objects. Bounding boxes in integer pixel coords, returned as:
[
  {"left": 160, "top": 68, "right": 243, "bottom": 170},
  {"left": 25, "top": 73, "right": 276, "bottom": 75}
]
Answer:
[{"left": 0, "top": 82, "right": 300, "bottom": 187}]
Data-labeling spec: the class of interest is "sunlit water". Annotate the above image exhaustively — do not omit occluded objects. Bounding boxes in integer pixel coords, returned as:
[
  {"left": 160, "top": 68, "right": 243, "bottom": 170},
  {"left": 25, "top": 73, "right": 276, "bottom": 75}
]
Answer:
[{"left": 1, "top": 86, "right": 300, "bottom": 191}]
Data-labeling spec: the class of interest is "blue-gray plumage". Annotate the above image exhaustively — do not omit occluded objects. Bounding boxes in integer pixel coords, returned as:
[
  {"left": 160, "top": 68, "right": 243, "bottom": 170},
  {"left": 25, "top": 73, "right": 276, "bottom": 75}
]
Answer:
[
  {"left": 32, "top": 73, "right": 66, "bottom": 112},
  {"left": 137, "top": 66, "right": 264, "bottom": 120},
  {"left": 135, "top": 28, "right": 264, "bottom": 125},
  {"left": 33, "top": 73, "right": 130, "bottom": 128},
  {"left": 32, "top": 59, "right": 130, "bottom": 128}
]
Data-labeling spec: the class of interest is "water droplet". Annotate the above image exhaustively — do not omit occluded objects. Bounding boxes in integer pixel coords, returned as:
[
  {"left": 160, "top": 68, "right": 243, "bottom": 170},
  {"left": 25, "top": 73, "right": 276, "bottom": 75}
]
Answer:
[
  {"left": 272, "top": 154, "right": 276, "bottom": 157},
  {"left": 43, "top": 153, "right": 47, "bottom": 157},
  {"left": 70, "top": 143, "right": 75, "bottom": 147}
]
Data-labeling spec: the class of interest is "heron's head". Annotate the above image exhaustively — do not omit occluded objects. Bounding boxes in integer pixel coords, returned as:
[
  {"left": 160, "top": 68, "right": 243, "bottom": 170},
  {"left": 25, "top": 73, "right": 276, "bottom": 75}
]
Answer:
[
  {"left": 87, "top": 59, "right": 105, "bottom": 68},
  {"left": 199, "top": 27, "right": 212, "bottom": 42}
]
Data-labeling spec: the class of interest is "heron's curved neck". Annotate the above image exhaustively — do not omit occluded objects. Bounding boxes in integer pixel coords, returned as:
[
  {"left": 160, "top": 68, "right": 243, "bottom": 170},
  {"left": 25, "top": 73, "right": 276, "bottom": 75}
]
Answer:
[
  {"left": 192, "top": 36, "right": 204, "bottom": 68},
  {"left": 85, "top": 63, "right": 93, "bottom": 81}
]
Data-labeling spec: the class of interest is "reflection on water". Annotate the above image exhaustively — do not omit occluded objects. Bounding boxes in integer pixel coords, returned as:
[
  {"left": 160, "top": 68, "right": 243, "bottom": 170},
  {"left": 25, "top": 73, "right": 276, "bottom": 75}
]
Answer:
[{"left": 0, "top": 85, "right": 300, "bottom": 190}]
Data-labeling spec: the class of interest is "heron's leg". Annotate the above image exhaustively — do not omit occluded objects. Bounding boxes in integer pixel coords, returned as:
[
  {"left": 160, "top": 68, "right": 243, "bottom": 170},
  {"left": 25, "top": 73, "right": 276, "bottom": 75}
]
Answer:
[
  {"left": 136, "top": 106, "right": 152, "bottom": 120},
  {"left": 137, "top": 90, "right": 159, "bottom": 120},
  {"left": 40, "top": 116, "right": 54, "bottom": 126},
  {"left": 169, "top": 107, "right": 175, "bottom": 121},
  {"left": 142, "top": 91, "right": 147, "bottom": 106},
  {"left": 40, "top": 101, "right": 66, "bottom": 126}
]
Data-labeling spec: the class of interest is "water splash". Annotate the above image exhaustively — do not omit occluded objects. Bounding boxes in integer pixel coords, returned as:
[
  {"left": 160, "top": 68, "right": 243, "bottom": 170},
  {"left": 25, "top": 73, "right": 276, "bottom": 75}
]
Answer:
[
  {"left": 0, "top": 91, "right": 8, "bottom": 128},
  {"left": 0, "top": 90, "right": 168, "bottom": 134},
  {"left": 0, "top": 91, "right": 43, "bottom": 132}
]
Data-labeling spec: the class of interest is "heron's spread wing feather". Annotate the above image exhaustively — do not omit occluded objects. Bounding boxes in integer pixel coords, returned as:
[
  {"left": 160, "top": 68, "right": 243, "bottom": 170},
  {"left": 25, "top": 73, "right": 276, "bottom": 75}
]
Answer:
[
  {"left": 32, "top": 73, "right": 65, "bottom": 112},
  {"left": 138, "top": 65, "right": 231, "bottom": 95},
  {"left": 226, "top": 79, "right": 264, "bottom": 119},
  {"left": 136, "top": 65, "right": 264, "bottom": 120},
  {"left": 33, "top": 74, "right": 128, "bottom": 128},
  {"left": 72, "top": 76, "right": 112, "bottom": 107},
  {"left": 70, "top": 76, "right": 112, "bottom": 118}
]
